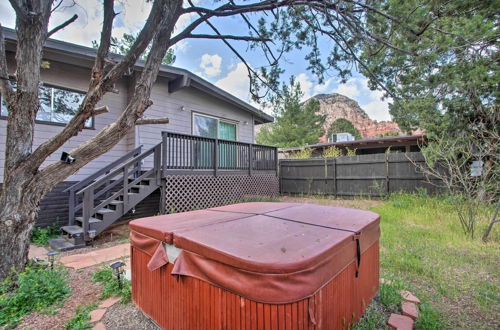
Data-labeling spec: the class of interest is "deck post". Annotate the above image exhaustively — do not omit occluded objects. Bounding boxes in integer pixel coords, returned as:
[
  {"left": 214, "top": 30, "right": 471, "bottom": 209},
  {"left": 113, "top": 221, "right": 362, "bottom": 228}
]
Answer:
[
  {"left": 82, "top": 188, "right": 93, "bottom": 241},
  {"left": 123, "top": 164, "right": 129, "bottom": 208},
  {"left": 248, "top": 144, "right": 253, "bottom": 176},
  {"left": 68, "top": 190, "right": 75, "bottom": 226},
  {"left": 154, "top": 144, "right": 161, "bottom": 185},
  {"left": 214, "top": 138, "right": 219, "bottom": 177}
]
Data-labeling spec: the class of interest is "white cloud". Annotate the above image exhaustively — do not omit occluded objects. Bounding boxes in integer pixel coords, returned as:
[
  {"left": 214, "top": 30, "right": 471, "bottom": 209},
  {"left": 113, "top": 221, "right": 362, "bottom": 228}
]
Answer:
[
  {"left": 295, "top": 73, "right": 313, "bottom": 100},
  {"left": 313, "top": 78, "right": 334, "bottom": 95},
  {"left": 199, "top": 54, "right": 222, "bottom": 77},
  {"left": 361, "top": 88, "right": 392, "bottom": 121},
  {"left": 215, "top": 62, "right": 251, "bottom": 101},
  {"left": 332, "top": 78, "right": 361, "bottom": 99}
]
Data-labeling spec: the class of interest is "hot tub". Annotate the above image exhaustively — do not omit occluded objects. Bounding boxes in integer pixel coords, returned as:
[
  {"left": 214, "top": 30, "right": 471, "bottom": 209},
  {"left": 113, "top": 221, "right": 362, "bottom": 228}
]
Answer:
[{"left": 129, "top": 202, "right": 380, "bottom": 329}]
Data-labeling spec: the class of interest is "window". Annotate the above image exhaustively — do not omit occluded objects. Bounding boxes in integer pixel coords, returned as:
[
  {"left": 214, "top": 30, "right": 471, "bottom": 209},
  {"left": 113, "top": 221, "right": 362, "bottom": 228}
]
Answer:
[
  {"left": 1, "top": 83, "right": 92, "bottom": 128},
  {"left": 192, "top": 113, "right": 237, "bottom": 141}
]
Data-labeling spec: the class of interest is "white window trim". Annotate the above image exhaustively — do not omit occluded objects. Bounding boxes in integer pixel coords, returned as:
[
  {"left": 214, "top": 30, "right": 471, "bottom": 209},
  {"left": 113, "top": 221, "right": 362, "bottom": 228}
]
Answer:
[{"left": 191, "top": 112, "right": 239, "bottom": 141}]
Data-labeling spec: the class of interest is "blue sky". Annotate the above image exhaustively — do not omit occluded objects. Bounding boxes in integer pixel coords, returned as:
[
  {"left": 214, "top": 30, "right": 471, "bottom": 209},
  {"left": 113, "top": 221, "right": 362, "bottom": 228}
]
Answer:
[{"left": 0, "top": 0, "right": 392, "bottom": 121}]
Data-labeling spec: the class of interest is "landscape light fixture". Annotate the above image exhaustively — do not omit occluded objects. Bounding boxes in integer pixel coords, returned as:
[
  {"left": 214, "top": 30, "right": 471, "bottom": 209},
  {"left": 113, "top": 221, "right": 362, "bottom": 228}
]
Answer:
[
  {"left": 110, "top": 261, "right": 126, "bottom": 289},
  {"left": 60, "top": 151, "right": 76, "bottom": 164},
  {"left": 47, "top": 251, "right": 59, "bottom": 271}
]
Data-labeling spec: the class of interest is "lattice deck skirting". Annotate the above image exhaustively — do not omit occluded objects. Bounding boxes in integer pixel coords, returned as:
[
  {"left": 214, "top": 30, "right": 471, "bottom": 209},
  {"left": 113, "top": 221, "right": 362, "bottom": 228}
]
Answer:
[{"left": 165, "top": 174, "right": 279, "bottom": 214}]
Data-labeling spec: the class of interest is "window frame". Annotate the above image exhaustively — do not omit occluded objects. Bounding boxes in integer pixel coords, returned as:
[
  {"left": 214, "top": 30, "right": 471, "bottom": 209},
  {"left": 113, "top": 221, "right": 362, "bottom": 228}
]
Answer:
[
  {"left": 0, "top": 82, "right": 94, "bottom": 129},
  {"left": 191, "top": 112, "right": 239, "bottom": 141}
]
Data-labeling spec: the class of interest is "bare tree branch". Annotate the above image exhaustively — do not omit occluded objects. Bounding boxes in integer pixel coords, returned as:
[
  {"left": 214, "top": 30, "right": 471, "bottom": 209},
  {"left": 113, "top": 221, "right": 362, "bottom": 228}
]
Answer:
[
  {"left": 136, "top": 117, "right": 169, "bottom": 125},
  {"left": 185, "top": 34, "right": 271, "bottom": 42},
  {"left": 47, "top": 14, "right": 78, "bottom": 37}
]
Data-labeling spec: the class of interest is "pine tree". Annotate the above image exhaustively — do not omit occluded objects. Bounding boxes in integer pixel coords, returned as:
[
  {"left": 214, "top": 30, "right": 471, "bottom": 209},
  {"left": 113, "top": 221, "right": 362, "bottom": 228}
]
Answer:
[{"left": 256, "top": 78, "right": 325, "bottom": 148}]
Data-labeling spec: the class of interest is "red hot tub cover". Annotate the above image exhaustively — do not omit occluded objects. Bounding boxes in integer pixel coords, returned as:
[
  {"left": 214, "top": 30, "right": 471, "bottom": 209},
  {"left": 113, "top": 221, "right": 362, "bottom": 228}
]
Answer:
[{"left": 129, "top": 202, "right": 380, "bottom": 304}]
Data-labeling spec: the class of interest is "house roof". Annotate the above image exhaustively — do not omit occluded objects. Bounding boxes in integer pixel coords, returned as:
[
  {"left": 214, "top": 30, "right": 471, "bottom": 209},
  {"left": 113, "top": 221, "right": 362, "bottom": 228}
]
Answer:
[
  {"left": 2, "top": 27, "right": 273, "bottom": 124},
  {"left": 279, "top": 134, "right": 427, "bottom": 152}
]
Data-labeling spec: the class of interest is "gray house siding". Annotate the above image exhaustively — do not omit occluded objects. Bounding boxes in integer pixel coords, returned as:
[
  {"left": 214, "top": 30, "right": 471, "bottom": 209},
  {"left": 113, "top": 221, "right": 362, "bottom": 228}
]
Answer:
[{"left": 0, "top": 58, "right": 132, "bottom": 182}]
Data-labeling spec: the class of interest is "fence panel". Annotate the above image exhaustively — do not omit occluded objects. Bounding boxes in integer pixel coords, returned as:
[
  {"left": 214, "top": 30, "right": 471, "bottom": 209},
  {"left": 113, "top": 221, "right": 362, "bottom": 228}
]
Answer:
[{"left": 279, "top": 152, "right": 442, "bottom": 197}]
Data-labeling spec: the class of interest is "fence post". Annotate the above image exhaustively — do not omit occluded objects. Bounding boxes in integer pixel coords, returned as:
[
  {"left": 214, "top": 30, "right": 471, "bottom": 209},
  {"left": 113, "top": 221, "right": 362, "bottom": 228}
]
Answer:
[
  {"left": 274, "top": 147, "right": 278, "bottom": 176},
  {"left": 214, "top": 138, "right": 219, "bottom": 177},
  {"left": 333, "top": 158, "right": 337, "bottom": 198},
  {"left": 385, "top": 152, "right": 390, "bottom": 196}
]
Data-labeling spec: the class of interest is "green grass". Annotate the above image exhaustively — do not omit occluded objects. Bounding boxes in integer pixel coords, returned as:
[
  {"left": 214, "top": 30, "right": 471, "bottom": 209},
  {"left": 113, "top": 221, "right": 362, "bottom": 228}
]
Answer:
[
  {"left": 64, "top": 302, "right": 98, "bottom": 330},
  {"left": 0, "top": 265, "right": 70, "bottom": 328},
  {"left": 372, "top": 192, "right": 499, "bottom": 329}
]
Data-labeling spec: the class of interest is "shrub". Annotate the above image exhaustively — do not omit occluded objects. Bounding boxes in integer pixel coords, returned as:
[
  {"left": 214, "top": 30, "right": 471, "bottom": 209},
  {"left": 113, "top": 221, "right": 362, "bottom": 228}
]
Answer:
[
  {"left": 30, "top": 224, "right": 61, "bottom": 246},
  {"left": 288, "top": 148, "right": 313, "bottom": 159},
  {"left": 322, "top": 146, "right": 356, "bottom": 158},
  {"left": 0, "top": 266, "right": 70, "bottom": 327},
  {"left": 93, "top": 266, "right": 131, "bottom": 303},
  {"left": 64, "top": 302, "right": 98, "bottom": 330}
]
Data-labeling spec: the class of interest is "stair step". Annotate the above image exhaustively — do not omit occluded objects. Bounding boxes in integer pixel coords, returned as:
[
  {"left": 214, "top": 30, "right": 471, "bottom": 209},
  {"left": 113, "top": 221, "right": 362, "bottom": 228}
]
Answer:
[
  {"left": 109, "top": 200, "right": 124, "bottom": 205},
  {"left": 97, "top": 208, "right": 115, "bottom": 214},
  {"left": 75, "top": 217, "right": 101, "bottom": 224},
  {"left": 61, "top": 225, "right": 84, "bottom": 235},
  {"left": 48, "top": 237, "right": 85, "bottom": 251}
]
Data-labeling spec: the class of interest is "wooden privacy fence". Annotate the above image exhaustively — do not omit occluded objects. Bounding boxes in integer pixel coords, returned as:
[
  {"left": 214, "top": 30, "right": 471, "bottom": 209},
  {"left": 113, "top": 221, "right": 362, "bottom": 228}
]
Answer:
[{"left": 280, "top": 152, "right": 442, "bottom": 197}]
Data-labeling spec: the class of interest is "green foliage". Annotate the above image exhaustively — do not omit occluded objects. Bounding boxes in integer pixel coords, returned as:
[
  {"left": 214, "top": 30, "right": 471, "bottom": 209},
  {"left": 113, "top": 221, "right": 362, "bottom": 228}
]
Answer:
[
  {"left": 322, "top": 146, "right": 356, "bottom": 158},
  {"left": 361, "top": 0, "right": 498, "bottom": 137},
  {"left": 353, "top": 303, "right": 389, "bottom": 330},
  {"left": 64, "top": 302, "right": 98, "bottom": 330},
  {"left": 92, "top": 33, "right": 175, "bottom": 65},
  {"left": 0, "top": 266, "right": 70, "bottom": 327},
  {"left": 93, "top": 266, "right": 131, "bottom": 303},
  {"left": 327, "top": 118, "right": 362, "bottom": 140},
  {"left": 379, "top": 279, "right": 404, "bottom": 312},
  {"left": 415, "top": 304, "right": 443, "bottom": 330},
  {"left": 256, "top": 77, "right": 325, "bottom": 148},
  {"left": 30, "top": 224, "right": 60, "bottom": 246},
  {"left": 372, "top": 193, "right": 498, "bottom": 327},
  {"left": 287, "top": 148, "right": 313, "bottom": 159}
]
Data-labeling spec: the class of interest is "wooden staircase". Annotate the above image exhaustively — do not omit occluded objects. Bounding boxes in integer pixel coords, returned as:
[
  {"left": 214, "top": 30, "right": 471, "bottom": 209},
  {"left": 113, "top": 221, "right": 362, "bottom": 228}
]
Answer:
[{"left": 49, "top": 143, "right": 162, "bottom": 251}]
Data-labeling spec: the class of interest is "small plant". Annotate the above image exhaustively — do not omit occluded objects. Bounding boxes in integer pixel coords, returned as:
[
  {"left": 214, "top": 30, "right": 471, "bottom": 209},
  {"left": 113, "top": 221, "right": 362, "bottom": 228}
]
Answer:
[
  {"left": 30, "top": 224, "right": 61, "bottom": 246},
  {"left": 0, "top": 266, "right": 70, "bottom": 328},
  {"left": 378, "top": 279, "right": 404, "bottom": 312},
  {"left": 288, "top": 148, "right": 313, "bottom": 159},
  {"left": 93, "top": 265, "right": 131, "bottom": 303},
  {"left": 64, "top": 302, "right": 98, "bottom": 330},
  {"left": 322, "top": 146, "right": 342, "bottom": 158}
]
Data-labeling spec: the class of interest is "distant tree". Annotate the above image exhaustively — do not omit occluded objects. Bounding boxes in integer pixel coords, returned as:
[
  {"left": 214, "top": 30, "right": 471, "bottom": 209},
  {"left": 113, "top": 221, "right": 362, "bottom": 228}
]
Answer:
[
  {"left": 327, "top": 118, "right": 362, "bottom": 140},
  {"left": 93, "top": 32, "right": 176, "bottom": 65},
  {"left": 256, "top": 78, "right": 325, "bottom": 148}
]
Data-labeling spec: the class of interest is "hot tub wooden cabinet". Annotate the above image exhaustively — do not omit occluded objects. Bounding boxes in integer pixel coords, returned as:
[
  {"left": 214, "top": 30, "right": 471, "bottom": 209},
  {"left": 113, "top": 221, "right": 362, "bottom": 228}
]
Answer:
[{"left": 130, "top": 202, "right": 380, "bottom": 330}]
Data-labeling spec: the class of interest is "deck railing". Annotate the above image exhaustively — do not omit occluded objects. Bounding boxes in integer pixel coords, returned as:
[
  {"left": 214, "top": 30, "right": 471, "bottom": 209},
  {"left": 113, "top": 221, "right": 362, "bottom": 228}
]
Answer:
[{"left": 162, "top": 131, "right": 278, "bottom": 175}]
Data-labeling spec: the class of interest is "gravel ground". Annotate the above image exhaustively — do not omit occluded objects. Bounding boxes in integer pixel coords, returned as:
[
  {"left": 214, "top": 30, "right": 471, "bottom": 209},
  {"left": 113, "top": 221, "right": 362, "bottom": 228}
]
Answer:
[{"left": 102, "top": 303, "right": 160, "bottom": 330}]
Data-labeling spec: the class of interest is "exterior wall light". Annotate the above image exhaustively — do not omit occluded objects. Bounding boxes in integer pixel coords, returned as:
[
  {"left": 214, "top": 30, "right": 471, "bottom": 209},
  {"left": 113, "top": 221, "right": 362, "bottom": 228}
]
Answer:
[
  {"left": 47, "top": 251, "right": 59, "bottom": 271},
  {"left": 60, "top": 151, "right": 75, "bottom": 164},
  {"left": 110, "top": 261, "right": 126, "bottom": 289},
  {"left": 179, "top": 106, "right": 186, "bottom": 111}
]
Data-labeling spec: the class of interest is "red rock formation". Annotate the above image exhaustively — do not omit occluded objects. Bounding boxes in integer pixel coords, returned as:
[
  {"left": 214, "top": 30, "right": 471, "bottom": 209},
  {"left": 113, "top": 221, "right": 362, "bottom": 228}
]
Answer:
[{"left": 311, "top": 93, "right": 404, "bottom": 138}]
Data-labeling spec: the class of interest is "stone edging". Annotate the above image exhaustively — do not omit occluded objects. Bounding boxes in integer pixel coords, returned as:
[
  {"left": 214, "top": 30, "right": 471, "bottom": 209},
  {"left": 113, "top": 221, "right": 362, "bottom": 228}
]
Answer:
[
  {"left": 381, "top": 278, "right": 421, "bottom": 330},
  {"left": 90, "top": 296, "right": 121, "bottom": 330}
]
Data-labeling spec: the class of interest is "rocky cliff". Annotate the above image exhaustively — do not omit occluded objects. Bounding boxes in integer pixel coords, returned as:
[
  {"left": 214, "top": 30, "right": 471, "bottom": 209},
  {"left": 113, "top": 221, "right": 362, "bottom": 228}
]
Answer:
[{"left": 311, "top": 93, "right": 402, "bottom": 139}]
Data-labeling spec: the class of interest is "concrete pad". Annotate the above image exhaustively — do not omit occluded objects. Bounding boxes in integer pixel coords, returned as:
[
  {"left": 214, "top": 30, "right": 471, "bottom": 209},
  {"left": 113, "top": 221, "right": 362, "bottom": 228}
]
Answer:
[
  {"left": 60, "top": 243, "right": 130, "bottom": 269},
  {"left": 28, "top": 245, "right": 49, "bottom": 260}
]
